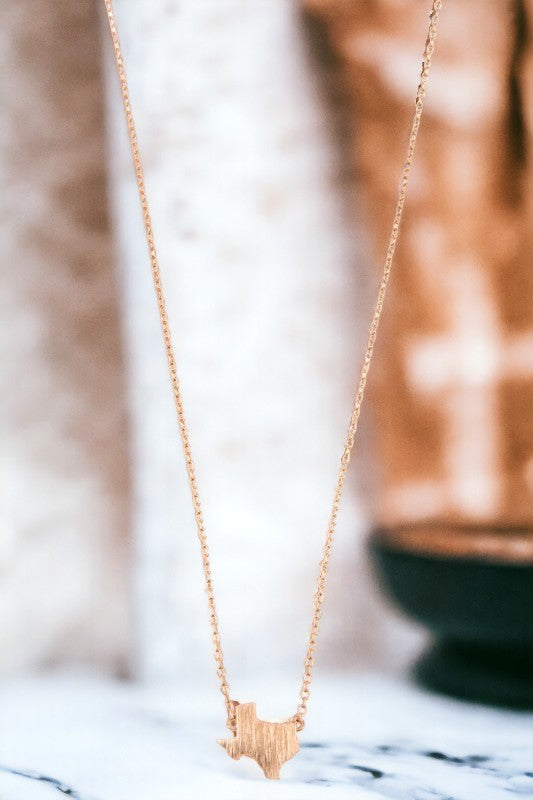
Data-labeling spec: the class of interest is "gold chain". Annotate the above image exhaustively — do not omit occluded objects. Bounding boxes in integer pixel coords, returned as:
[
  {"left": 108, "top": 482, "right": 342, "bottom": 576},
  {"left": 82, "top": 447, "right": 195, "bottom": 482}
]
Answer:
[
  {"left": 104, "top": 0, "right": 442, "bottom": 734},
  {"left": 293, "top": 1, "right": 442, "bottom": 730}
]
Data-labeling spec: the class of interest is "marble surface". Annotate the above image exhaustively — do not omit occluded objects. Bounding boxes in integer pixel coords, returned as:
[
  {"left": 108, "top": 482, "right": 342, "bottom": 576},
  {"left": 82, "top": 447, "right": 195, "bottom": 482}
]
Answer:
[{"left": 0, "top": 672, "right": 531, "bottom": 799}]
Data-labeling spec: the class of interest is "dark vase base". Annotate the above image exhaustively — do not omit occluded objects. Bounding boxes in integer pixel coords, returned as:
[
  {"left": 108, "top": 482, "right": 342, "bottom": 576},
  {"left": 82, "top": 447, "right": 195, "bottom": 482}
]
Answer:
[
  {"left": 369, "top": 525, "right": 533, "bottom": 711},
  {"left": 413, "top": 639, "right": 533, "bottom": 710}
]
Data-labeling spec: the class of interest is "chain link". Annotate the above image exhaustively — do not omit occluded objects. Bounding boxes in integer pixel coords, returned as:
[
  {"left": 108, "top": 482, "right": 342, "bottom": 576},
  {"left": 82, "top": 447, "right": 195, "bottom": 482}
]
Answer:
[
  {"left": 103, "top": 0, "right": 442, "bottom": 735},
  {"left": 292, "top": 0, "right": 442, "bottom": 731},
  {"left": 103, "top": 0, "right": 236, "bottom": 732}
]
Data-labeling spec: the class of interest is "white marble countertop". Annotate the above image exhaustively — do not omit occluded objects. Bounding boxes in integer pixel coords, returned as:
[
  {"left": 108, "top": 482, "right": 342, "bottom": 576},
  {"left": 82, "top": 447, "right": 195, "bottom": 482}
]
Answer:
[{"left": 0, "top": 672, "right": 531, "bottom": 799}]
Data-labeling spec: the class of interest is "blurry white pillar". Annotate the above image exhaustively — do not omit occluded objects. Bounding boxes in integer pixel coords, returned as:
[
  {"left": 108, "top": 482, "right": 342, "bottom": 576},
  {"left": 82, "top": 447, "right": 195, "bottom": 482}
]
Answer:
[{"left": 104, "top": 0, "right": 420, "bottom": 694}]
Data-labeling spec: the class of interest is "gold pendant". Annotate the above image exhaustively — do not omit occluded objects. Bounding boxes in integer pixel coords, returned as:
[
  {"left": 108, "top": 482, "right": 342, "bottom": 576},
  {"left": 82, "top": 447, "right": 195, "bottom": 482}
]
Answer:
[{"left": 218, "top": 702, "right": 299, "bottom": 780}]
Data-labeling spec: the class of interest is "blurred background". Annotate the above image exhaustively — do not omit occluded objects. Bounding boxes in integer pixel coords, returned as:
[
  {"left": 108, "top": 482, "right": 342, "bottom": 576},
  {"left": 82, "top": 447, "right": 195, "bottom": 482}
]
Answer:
[{"left": 1, "top": 0, "right": 532, "bottom": 707}]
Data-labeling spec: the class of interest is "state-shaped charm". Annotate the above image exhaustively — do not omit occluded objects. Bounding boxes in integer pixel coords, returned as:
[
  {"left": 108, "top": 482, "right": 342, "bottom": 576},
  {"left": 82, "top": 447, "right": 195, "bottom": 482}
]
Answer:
[{"left": 218, "top": 702, "right": 299, "bottom": 779}]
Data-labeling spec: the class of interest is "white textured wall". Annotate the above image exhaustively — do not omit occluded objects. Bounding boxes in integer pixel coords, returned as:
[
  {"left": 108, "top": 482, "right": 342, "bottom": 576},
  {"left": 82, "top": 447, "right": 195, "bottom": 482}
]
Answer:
[{"left": 105, "top": 0, "right": 423, "bottom": 693}]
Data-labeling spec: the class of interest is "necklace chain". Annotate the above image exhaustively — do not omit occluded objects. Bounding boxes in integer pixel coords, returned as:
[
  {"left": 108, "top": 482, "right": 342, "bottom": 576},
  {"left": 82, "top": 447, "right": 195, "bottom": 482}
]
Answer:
[{"left": 104, "top": 0, "right": 442, "bottom": 734}]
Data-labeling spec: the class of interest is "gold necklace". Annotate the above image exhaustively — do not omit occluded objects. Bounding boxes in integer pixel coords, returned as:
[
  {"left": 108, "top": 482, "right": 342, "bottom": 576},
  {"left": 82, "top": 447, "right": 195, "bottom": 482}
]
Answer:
[{"left": 104, "top": 0, "right": 442, "bottom": 780}]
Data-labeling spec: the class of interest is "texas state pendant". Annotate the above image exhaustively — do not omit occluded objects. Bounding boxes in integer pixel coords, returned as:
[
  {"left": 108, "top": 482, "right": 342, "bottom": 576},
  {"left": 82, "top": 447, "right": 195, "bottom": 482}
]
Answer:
[{"left": 218, "top": 701, "right": 300, "bottom": 780}]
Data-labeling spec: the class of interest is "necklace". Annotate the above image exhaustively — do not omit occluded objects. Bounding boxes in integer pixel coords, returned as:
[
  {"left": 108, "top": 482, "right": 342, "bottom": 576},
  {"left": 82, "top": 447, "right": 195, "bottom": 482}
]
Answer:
[{"left": 104, "top": 0, "right": 442, "bottom": 780}]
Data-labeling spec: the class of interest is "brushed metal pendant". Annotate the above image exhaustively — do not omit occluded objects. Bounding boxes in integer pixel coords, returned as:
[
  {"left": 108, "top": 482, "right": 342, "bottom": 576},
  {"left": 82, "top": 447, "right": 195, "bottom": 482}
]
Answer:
[{"left": 218, "top": 702, "right": 299, "bottom": 780}]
